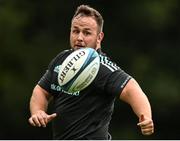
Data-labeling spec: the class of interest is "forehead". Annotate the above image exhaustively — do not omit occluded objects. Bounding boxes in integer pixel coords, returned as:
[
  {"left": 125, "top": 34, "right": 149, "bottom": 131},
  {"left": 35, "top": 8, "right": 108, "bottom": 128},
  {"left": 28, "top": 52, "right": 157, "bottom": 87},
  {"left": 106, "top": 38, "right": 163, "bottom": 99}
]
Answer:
[{"left": 71, "top": 16, "right": 98, "bottom": 30}]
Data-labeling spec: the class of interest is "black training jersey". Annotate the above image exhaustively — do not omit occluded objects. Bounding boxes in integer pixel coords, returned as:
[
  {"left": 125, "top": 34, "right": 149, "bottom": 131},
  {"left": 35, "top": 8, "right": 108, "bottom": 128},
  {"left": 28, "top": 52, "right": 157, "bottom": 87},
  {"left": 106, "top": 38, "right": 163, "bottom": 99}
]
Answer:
[{"left": 38, "top": 48, "right": 132, "bottom": 140}]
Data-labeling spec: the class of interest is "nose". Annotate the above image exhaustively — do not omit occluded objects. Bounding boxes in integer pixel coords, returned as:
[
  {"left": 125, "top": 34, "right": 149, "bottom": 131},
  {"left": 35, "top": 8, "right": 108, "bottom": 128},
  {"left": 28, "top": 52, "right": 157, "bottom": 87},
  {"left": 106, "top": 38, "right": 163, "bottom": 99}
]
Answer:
[{"left": 77, "top": 32, "right": 83, "bottom": 41}]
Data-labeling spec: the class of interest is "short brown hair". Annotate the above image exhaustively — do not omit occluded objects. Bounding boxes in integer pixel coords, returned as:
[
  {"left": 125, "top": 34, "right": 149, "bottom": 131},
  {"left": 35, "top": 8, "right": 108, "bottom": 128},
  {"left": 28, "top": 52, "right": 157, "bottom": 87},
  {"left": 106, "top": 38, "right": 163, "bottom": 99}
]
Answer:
[{"left": 72, "top": 5, "right": 104, "bottom": 32}]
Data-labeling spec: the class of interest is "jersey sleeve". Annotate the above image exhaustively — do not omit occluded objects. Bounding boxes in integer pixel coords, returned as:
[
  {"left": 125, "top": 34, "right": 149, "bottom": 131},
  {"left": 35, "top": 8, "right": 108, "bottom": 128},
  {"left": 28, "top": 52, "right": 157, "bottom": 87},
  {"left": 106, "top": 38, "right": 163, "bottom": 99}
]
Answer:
[
  {"left": 94, "top": 54, "right": 132, "bottom": 97},
  {"left": 38, "top": 70, "right": 52, "bottom": 93},
  {"left": 37, "top": 50, "right": 70, "bottom": 93},
  {"left": 105, "top": 69, "right": 132, "bottom": 95},
  {"left": 37, "top": 57, "right": 57, "bottom": 93}
]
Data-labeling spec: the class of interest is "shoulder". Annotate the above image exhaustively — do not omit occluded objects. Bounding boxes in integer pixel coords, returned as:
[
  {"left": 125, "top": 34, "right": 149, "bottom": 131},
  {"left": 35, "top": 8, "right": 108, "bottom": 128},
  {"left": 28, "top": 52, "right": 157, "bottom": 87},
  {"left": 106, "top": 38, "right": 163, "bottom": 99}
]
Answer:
[
  {"left": 96, "top": 49, "right": 129, "bottom": 83},
  {"left": 95, "top": 49, "right": 121, "bottom": 83},
  {"left": 98, "top": 49, "right": 120, "bottom": 73},
  {"left": 48, "top": 49, "right": 73, "bottom": 69},
  {"left": 95, "top": 49, "right": 132, "bottom": 95},
  {"left": 54, "top": 49, "right": 73, "bottom": 60}
]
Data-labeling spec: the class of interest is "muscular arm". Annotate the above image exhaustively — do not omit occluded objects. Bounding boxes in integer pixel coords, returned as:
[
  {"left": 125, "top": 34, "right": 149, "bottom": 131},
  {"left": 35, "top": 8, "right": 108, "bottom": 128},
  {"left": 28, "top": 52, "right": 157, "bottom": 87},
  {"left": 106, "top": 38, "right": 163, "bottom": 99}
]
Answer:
[
  {"left": 30, "top": 85, "right": 51, "bottom": 114},
  {"left": 29, "top": 85, "right": 57, "bottom": 127},
  {"left": 120, "top": 78, "right": 154, "bottom": 135}
]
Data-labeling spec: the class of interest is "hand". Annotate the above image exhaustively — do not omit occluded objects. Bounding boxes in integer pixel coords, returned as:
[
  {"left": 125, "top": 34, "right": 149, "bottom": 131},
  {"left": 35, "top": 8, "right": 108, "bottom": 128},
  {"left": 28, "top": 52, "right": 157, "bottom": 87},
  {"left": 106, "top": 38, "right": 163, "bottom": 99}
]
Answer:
[
  {"left": 29, "top": 110, "right": 57, "bottom": 128},
  {"left": 137, "top": 114, "right": 154, "bottom": 135}
]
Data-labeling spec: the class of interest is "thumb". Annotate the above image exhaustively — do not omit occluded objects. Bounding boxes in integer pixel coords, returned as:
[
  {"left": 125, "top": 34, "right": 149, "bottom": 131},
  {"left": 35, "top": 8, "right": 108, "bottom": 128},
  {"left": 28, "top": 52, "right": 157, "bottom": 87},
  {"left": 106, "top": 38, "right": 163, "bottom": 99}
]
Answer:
[
  {"left": 47, "top": 113, "right": 57, "bottom": 122},
  {"left": 137, "top": 114, "right": 145, "bottom": 126},
  {"left": 140, "top": 114, "right": 145, "bottom": 122}
]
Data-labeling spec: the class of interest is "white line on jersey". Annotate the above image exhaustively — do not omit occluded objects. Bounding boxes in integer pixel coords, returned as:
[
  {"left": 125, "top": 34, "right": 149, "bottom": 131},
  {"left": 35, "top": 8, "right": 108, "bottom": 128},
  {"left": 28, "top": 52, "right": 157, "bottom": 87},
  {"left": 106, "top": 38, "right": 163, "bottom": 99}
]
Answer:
[{"left": 99, "top": 55, "right": 120, "bottom": 72}]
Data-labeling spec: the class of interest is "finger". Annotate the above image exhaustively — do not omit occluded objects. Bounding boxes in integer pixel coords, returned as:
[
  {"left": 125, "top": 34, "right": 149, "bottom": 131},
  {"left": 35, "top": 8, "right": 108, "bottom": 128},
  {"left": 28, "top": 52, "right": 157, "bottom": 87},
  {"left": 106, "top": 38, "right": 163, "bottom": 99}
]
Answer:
[
  {"left": 39, "top": 112, "right": 48, "bottom": 127},
  {"left": 141, "top": 124, "right": 154, "bottom": 129},
  {"left": 43, "top": 116, "right": 48, "bottom": 126},
  {"left": 31, "top": 116, "right": 41, "bottom": 127},
  {"left": 137, "top": 119, "right": 153, "bottom": 126},
  {"left": 38, "top": 111, "right": 49, "bottom": 126},
  {"left": 142, "top": 131, "right": 153, "bottom": 136},
  {"left": 38, "top": 119, "right": 46, "bottom": 128},
  {"left": 38, "top": 114, "right": 47, "bottom": 128},
  {"left": 141, "top": 128, "right": 154, "bottom": 135},
  {"left": 47, "top": 113, "right": 57, "bottom": 122},
  {"left": 28, "top": 117, "right": 36, "bottom": 127}
]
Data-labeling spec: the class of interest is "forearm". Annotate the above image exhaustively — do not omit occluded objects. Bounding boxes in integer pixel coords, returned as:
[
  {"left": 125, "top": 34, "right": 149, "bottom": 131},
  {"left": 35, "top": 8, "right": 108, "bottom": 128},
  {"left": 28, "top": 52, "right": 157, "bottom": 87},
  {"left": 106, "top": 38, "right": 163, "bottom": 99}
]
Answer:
[
  {"left": 120, "top": 78, "right": 154, "bottom": 135},
  {"left": 128, "top": 91, "right": 152, "bottom": 119},
  {"left": 120, "top": 78, "right": 152, "bottom": 119},
  {"left": 30, "top": 85, "right": 51, "bottom": 115},
  {"left": 29, "top": 85, "right": 57, "bottom": 127}
]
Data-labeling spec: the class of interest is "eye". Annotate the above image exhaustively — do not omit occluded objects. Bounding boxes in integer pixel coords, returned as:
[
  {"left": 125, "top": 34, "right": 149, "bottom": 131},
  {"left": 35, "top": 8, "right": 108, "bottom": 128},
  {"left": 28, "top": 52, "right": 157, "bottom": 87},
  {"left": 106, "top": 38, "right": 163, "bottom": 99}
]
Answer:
[
  {"left": 84, "top": 31, "right": 91, "bottom": 36},
  {"left": 72, "top": 29, "right": 79, "bottom": 34}
]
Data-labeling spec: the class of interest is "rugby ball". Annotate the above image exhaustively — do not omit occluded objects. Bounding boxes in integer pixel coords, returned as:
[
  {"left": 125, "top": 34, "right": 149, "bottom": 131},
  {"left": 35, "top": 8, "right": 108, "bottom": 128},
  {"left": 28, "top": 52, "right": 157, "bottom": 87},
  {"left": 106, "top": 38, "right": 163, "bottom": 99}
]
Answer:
[{"left": 58, "top": 48, "right": 100, "bottom": 93}]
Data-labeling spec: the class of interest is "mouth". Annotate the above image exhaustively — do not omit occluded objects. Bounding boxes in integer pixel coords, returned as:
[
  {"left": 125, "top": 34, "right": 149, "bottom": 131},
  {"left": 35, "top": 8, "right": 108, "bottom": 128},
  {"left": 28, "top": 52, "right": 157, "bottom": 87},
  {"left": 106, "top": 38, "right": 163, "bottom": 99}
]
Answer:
[{"left": 74, "top": 45, "right": 85, "bottom": 49}]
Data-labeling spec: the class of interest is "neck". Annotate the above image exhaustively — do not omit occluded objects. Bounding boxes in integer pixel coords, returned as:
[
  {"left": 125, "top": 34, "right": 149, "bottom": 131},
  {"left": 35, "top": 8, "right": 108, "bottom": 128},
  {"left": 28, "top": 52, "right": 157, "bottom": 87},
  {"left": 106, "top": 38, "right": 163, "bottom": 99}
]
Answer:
[{"left": 96, "top": 44, "right": 101, "bottom": 50}]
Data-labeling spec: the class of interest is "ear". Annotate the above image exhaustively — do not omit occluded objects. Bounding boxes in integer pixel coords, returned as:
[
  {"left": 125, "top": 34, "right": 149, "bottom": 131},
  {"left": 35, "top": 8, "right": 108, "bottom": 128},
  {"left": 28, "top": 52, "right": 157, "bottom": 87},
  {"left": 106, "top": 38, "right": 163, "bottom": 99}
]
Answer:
[{"left": 97, "top": 32, "right": 104, "bottom": 44}]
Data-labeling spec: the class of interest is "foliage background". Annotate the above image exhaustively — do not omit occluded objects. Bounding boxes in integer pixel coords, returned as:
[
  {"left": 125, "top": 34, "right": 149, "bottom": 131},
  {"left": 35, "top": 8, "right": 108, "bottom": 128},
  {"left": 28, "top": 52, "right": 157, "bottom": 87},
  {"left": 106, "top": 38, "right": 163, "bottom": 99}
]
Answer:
[{"left": 0, "top": 0, "right": 180, "bottom": 139}]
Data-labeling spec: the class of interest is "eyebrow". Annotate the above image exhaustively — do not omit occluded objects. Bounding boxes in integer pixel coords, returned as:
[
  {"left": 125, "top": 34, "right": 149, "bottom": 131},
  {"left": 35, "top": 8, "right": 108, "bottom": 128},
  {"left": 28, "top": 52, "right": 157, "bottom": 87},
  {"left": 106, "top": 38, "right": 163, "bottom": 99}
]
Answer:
[{"left": 72, "top": 26, "right": 92, "bottom": 31}]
